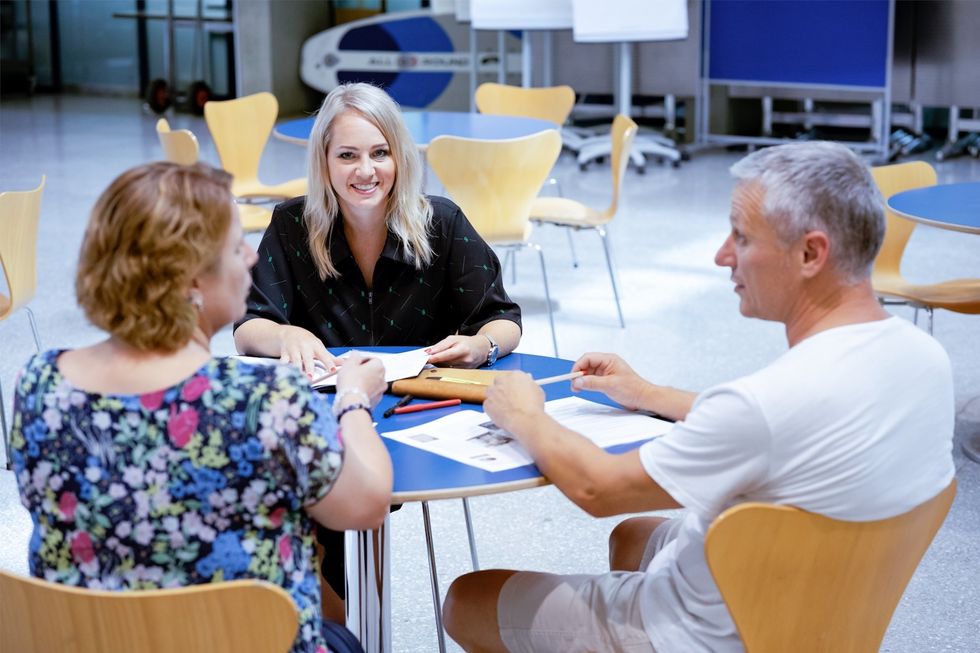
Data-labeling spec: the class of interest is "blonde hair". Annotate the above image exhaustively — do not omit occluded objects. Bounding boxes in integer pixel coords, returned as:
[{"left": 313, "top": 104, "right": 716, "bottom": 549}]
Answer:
[
  {"left": 305, "top": 83, "right": 433, "bottom": 279},
  {"left": 76, "top": 162, "right": 234, "bottom": 352}
]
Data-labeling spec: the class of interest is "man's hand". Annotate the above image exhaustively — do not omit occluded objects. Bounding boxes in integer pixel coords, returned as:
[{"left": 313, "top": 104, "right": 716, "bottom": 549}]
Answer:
[
  {"left": 277, "top": 325, "right": 341, "bottom": 379},
  {"left": 425, "top": 335, "right": 489, "bottom": 368},
  {"left": 484, "top": 372, "right": 547, "bottom": 436},
  {"left": 571, "top": 352, "right": 649, "bottom": 411}
]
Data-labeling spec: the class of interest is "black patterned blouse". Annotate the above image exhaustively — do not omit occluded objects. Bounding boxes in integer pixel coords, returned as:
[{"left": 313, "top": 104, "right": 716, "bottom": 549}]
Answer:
[{"left": 236, "top": 195, "right": 522, "bottom": 347}]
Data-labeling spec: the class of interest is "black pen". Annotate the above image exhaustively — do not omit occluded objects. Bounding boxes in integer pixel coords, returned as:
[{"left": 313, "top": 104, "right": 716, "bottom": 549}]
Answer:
[{"left": 383, "top": 395, "right": 414, "bottom": 418}]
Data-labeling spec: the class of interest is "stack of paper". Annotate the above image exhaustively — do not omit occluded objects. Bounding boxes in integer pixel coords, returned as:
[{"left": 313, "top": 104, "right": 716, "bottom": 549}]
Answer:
[{"left": 234, "top": 348, "right": 431, "bottom": 389}]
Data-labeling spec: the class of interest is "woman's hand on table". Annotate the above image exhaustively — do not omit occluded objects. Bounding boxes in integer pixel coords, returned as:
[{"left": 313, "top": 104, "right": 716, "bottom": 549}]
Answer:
[
  {"left": 484, "top": 372, "right": 546, "bottom": 437},
  {"left": 277, "top": 325, "right": 341, "bottom": 379},
  {"left": 425, "top": 334, "right": 490, "bottom": 368},
  {"left": 335, "top": 352, "right": 386, "bottom": 407}
]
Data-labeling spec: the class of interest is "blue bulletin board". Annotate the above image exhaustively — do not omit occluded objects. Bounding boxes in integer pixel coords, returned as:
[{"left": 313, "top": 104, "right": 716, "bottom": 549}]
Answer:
[
  {"left": 699, "top": 0, "right": 894, "bottom": 157},
  {"left": 706, "top": 0, "right": 891, "bottom": 90}
]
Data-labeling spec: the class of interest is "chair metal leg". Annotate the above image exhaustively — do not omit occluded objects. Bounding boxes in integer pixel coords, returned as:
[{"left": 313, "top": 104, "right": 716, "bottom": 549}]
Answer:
[
  {"left": 912, "top": 306, "right": 920, "bottom": 326},
  {"left": 345, "top": 519, "right": 392, "bottom": 652},
  {"left": 421, "top": 502, "right": 448, "bottom": 653},
  {"left": 533, "top": 244, "right": 559, "bottom": 357},
  {"left": 25, "top": 306, "right": 42, "bottom": 351},
  {"left": 596, "top": 227, "right": 625, "bottom": 328},
  {"left": 926, "top": 306, "right": 934, "bottom": 335},
  {"left": 461, "top": 498, "right": 480, "bottom": 570},
  {"left": 565, "top": 228, "right": 579, "bottom": 268}
]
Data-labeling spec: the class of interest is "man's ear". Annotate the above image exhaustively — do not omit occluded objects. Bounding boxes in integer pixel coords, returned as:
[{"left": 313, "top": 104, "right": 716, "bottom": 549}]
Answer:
[{"left": 800, "top": 230, "right": 830, "bottom": 278}]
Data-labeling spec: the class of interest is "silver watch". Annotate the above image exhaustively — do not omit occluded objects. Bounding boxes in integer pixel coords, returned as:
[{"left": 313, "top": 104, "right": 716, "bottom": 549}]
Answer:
[{"left": 484, "top": 334, "right": 499, "bottom": 366}]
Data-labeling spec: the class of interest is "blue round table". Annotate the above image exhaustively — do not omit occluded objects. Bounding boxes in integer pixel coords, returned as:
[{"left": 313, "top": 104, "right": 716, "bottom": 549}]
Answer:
[
  {"left": 338, "top": 349, "right": 653, "bottom": 652},
  {"left": 887, "top": 182, "right": 980, "bottom": 464},
  {"left": 274, "top": 110, "right": 556, "bottom": 149}
]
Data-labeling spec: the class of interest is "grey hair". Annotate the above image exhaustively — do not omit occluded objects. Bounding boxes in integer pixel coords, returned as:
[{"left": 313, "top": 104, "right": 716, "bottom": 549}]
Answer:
[
  {"left": 729, "top": 141, "right": 885, "bottom": 283},
  {"left": 304, "top": 83, "right": 433, "bottom": 279}
]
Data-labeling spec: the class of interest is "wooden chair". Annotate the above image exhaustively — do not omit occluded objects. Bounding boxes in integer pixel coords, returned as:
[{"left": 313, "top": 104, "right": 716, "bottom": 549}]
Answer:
[
  {"left": 705, "top": 480, "right": 956, "bottom": 653},
  {"left": 0, "top": 176, "right": 44, "bottom": 468},
  {"left": 474, "top": 83, "right": 576, "bottom": 127},
  {"left": 0, "top": 570, "right": 299, "bottom": 653},
  {"left": 203, "top": 92, "right": 307, "bottom": 201},
  {"left": 528, "top": 114, "right": 637, "bottom": 327},
  {"left": 475, "top": 82, "right": 575, "bottom": 200},
  {"left": 156, "top": 118, "right": 273, "bottom": 233},
  {"left": 870, "top": 161, "right": 980, "bottom": 333},
  {"left": 427, "top": 129, "right": 563, "bottom": 357},
  {"left": 156, "top": 118, "right": 199, "bottom": 165}
]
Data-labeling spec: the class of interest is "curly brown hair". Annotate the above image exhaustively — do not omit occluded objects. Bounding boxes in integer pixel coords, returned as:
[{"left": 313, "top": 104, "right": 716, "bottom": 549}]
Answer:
[{"left": 76, "top": 162, "right": 234, "bottom": 352}]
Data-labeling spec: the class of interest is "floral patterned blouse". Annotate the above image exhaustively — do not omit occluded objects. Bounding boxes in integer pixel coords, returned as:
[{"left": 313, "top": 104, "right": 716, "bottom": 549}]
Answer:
[{"left": 11, "top": 350, "right": 345, "bottom": 653}]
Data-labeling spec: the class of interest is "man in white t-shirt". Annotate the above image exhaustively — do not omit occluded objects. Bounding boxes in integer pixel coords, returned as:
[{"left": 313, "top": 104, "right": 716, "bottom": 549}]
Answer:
[{"left": 441, "top": 141, "right": 955, "bottom": 653}]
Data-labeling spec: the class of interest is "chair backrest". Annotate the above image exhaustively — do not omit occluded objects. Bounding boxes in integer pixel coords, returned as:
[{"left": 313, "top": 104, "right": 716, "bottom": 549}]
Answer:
[
  {"left": 204, "top": 91, "right": 279, "bottom": 183},
  {"left": 0, "top": 176, "right": 45, "bottom": 321},
  {"left": 474, "top": 83, "right": 576, "bottom": 127},
  {"left": 156, "top": 117, "right": 200, "bottom": 165},
  {"left": 0, "top": 570, "right": 299, "bottom": 653},
  {"left": 426, "top": 130, "right": 563, "bottom": 243},
  {"left": 705, "top": 480, "right": 956, "bottom": 653},
  {"left": 869, "top": 161, "right": 937, "bottom": 280},
  {"left": 604, "top": 113, "right": 639, "bottom": 218}
]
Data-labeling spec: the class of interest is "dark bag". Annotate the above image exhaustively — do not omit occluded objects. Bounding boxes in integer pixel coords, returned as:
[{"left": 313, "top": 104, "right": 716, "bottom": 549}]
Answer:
[{"left": 321, "top": 619, "right": 366, "bottom": 653}]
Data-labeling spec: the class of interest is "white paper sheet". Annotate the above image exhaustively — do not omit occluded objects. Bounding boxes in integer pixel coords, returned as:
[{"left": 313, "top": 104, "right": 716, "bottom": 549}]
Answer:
[
  {"left": 382, "top": 396, "right": 672, "bottom": 472},
  {"left": 234, "top": 348, "right": 430, "bottom": 389}
]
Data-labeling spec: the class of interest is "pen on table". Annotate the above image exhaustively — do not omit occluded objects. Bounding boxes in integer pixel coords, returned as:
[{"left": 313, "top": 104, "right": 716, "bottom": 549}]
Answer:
[
  {"left": 428, "top": 375, "right": 487, "bottom": 385},
  {"left": 383, "top": 394, "right": 414, "bottom": 418},
  {"left": 534, "top": 371, "right": 585, "bottom": 386},
  {"left": 393, "top": 398, "right": 462, "bottom": 415},
  {"left": 310, "top": 367, "right": 338, "bottom": 385}
]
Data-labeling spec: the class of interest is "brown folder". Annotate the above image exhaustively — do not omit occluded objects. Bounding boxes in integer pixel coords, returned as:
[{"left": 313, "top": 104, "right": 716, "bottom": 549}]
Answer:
[{"left": 390, "top": 368, "right": 506, "bottom": 404}]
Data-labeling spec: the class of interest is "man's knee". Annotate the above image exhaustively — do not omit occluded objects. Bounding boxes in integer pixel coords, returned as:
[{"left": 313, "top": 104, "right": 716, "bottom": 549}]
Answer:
[
  {"left": 442, "top": 572, "right": 474, "bottom": 639},
  {"left": 444, "top": 570, "right": 514, "bottom": 652}
]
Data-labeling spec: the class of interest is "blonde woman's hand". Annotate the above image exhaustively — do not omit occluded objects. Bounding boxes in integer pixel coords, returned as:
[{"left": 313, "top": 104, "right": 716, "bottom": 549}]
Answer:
[
  {"left": 425, "top": 335, "right": 489, "bottom": 368},
  {"left": 277, "top": 325, "right": 341, "bottom": 380}
]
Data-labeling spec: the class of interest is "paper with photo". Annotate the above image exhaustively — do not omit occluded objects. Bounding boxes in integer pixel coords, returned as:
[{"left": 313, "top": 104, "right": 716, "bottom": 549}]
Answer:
[{"left": 382, "top": 396, "right": 673, "bottom": 472}]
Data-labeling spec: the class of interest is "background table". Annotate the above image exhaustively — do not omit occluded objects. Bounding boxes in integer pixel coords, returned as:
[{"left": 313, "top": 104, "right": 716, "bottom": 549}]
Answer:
[
  {"left": 887, "top": 182, "right": 980, "bottom": 463},
  {"left": 340, "top": 348, "right": 655, "bottom": 652},
  {"left": 274, "top": 110, "right": 556, "bottom": 148}
]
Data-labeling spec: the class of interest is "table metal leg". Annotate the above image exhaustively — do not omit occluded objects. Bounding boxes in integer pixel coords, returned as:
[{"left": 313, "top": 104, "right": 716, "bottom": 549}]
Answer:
[
  {"left": 461, "top": 497, "right": 480, "bottom": 570},
  {"left": 345, "top": 518, "right": 391, "bottom": 653},
  {"left": 422, "top": 501, "right": 448, "bottom": 653},
  {"left": 963, "top": 436, "right": 980, "bottom": 464}
]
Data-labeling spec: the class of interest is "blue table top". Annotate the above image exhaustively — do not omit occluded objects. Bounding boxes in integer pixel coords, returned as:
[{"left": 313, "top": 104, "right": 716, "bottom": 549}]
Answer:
[
  {"left": 886, "top": 182, "right": 980, "bottom": 235},
  {"left": 334, "top": 349, "right": 649, "bottom": 502},
  {"left": 275, "top": 111, "right": 556, "bottom": 148}
]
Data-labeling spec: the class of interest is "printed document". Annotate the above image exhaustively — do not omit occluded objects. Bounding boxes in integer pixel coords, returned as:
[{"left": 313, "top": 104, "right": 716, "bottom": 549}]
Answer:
[{"left": 383, "top": 396, "right": 672, "bottom": 472}]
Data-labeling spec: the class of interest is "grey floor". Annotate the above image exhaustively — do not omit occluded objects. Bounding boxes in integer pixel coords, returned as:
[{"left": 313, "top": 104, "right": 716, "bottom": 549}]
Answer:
[{"left": 1, "top": 95, "right": 979, "bottom": 652}]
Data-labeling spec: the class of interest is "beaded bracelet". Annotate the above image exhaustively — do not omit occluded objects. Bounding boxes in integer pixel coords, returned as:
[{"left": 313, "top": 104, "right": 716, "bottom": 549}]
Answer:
[{"left": 335, "top": 403, "right": 371, "bottom": 421}]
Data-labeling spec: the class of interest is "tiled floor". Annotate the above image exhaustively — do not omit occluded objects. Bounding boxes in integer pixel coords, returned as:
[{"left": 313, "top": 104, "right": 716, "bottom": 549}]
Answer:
[{"left": 1, "top": 94, "right": 979, "bottom": 651}]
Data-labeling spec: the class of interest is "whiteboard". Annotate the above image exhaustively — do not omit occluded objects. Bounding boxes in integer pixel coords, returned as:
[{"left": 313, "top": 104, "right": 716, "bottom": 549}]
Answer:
[
  {"left": 470, "top": 0, "right": 573, "bottom": 30},
  {"left": 572, "top": 0, "right": 687, "bottom": 43}
]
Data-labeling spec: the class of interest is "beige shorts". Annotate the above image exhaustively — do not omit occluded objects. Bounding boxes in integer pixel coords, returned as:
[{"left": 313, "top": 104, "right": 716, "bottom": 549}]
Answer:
[{"left": 497, "top": 518, "right": 682, "bottom": 653}]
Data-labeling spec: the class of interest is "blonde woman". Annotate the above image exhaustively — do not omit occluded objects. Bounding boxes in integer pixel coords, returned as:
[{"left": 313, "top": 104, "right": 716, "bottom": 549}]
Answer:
[
  {"left": 10, "top": 162, "right": 390, "bottom": 653},
  {"left": 233, "top": 82, "right": 522, "bottom": 377}
]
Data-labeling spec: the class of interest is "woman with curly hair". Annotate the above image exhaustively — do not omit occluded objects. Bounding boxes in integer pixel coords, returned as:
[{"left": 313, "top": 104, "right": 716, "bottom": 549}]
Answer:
[{"left": 9, "top": 161, "right": 391, "bottom": 653}]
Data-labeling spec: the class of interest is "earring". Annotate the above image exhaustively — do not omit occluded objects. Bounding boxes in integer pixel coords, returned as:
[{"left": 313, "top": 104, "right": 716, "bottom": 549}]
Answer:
[{"left": 189, "top": 291, "right": 204, "bottom": 310}]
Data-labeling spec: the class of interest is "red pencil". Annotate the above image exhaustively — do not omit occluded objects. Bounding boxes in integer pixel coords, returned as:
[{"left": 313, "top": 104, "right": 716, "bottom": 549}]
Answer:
[{"left": 393, "top": 398, "right": 462, "bottom": 414}]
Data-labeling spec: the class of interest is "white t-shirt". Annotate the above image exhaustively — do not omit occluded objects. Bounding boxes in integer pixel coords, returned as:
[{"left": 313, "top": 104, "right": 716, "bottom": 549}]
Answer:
[{"left": 637, "top": 317, "right": 955, "bottom": 652}]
